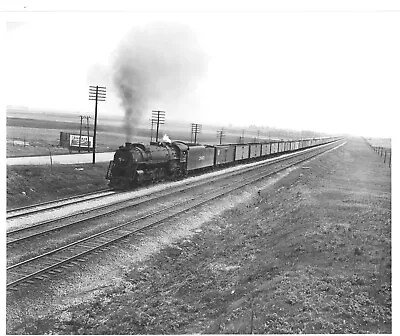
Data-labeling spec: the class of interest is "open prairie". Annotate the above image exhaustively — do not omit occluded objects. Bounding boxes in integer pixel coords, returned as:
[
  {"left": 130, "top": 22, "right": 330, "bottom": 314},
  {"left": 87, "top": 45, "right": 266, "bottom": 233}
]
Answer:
[
  {"left": 6, "top": 108, "right": 316, "bottom": 158},
  {"left": 365, "top": 138, "right": 391, "bottom": 149}
]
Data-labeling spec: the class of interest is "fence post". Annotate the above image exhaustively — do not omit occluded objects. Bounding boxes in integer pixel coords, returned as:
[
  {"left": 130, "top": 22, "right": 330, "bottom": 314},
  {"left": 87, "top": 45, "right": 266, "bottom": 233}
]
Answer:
[
  {"left": 384, "top": 150, "right": 387, "bottom": 163},
  {"left": 48, "top": 148, "right": 53, "bottom": 174}
]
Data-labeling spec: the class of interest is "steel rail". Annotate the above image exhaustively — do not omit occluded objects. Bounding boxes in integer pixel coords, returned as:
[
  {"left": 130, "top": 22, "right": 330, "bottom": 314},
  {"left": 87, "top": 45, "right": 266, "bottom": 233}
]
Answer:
[
  {"left": 6, "top": 189, "right": 115, "bottom": 219},
  {"left": 7, "top": 141, "right": 339, "bottom": 244},
  {"left": 6, "top": 141, "right": 344, "bottom": 290}
]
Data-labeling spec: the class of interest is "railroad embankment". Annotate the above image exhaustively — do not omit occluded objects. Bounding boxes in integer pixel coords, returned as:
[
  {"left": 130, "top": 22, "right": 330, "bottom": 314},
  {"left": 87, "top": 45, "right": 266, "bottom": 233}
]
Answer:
[
  {"left": 6, "top": 162, "right": 110, "bottom": 209},
  {"left": 7, "top": 137, "right": 391, "bottom": 334}
]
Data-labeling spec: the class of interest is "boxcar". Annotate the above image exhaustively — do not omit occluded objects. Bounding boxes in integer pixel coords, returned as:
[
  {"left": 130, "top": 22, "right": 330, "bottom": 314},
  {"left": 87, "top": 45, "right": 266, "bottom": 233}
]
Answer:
[
  {"left": 249, "top": 143, "right": 262, "bottom": 159},
  {"left": 234, "top": 144, "right": 250, "bottom": 161},
  {"left": 261, "top": 143, "right": 271, "bottom": 156},
  {"left": 277, "top": 142, "right": 284, "bottom": 153},
  {"left": 292, "top": 141, "right": 299, "bottom": 150},
  {"left": 270, "top": 142, "right": 279, "bottom": 154},
  {"left": 186, "top": 145, "right": 215, "bottom": 172},
  {"left": 214, "top": 144, "right": 235, "bottom": 166},
  {"left": 302, "top": 139, "right": 310, "bottom": 148}
]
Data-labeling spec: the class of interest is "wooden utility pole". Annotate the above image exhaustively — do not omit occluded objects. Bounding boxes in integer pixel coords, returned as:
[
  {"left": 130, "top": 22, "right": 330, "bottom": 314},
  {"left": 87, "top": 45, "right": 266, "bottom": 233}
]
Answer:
[
  {"left": 217, "top": 129, "right": 225, "bottom": 145},
  {"left": 86, "top": 116, "right": 91, "bottom": 152},
  {"left": 89, "top": 85, "right": 106, "bottom": 164},
  {"left": 79, "top": 116, "right": 83, "bottom": 153},
  {"left": 191, "top": 123, "right": 202, "bottom": 144},
  {"left": 151, "top": 110, "right": 166, "bottom": 142},
  {"left": 150, "top": 119, "right": 157, "bottom": 143},
  {"left": 78, "top": 115, "right": 91, "bottom": 153}
]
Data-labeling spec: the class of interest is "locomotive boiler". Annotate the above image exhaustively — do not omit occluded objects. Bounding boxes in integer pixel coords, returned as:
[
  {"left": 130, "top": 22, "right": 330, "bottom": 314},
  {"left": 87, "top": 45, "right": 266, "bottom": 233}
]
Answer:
[{"left": 106, "top": 142, "right": 187, "bottom": 189}]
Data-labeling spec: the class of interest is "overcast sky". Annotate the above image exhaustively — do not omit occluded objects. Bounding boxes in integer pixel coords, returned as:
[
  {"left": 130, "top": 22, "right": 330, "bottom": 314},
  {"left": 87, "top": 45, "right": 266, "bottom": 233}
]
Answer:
[{"left": 4, "top": 1, "right": 400, "bottom": 137}]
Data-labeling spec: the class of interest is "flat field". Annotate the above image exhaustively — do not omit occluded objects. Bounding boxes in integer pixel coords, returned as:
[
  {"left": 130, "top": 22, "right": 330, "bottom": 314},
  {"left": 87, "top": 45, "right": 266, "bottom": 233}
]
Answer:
[
  {"left": 6, "top": 109, "right": 319, "bottom": 158},
  {"left": 6, "top": 137, "right": 391, "bottom": 334},
  {"left": 365, "top": 137, "right": 391, "bottom": 149}
]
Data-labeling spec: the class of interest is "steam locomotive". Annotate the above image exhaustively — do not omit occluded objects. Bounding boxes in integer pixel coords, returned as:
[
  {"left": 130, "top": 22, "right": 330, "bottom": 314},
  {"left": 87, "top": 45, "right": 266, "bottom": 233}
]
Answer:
[{"left": 106, "top": 137, "right": 339, "bottom": 189}]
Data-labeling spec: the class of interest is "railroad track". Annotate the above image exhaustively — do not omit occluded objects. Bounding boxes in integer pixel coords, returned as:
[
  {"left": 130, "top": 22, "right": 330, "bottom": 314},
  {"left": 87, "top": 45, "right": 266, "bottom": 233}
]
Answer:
[
  {"left": 6, "top": 141, "right": 344, "bottom": 291},
  {"left": 6, "top": 188, "right": 115, "bottom": 220},
  {"left": 7, "top": 141, "right": 339, "bottom": 247}
]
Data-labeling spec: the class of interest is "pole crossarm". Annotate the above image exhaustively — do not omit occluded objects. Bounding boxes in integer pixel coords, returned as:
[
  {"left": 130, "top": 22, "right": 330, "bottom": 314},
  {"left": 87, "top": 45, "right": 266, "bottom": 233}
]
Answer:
[
  {"left": 191, "top": 123, "right": 202, "bottom": 143},
  {"left": 151, "top": 110, "right": 166, "bottom": 142},
  {"left": 88, "top": 85, "right": 106, "bottom": 164},
  {"left": 216, "top": 129, "right": 225, "bottom": 145}
]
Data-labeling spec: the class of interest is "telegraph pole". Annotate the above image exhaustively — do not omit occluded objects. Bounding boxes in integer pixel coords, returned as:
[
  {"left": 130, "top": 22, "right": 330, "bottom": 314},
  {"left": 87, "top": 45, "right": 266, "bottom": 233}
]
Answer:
[
  {"left": 217, "top": 128, "right": 225, "bottom": 145},
  {"left": 191, "top": 123, "right": 202, "bottom": 144},
  {"left": 150, "top": 118, "right": 157, "bottom": 143},
  {"left": 86, "top": 116, "right": 91, "bottom": 152},
  {"left": 151, "top": 110, "right": 165, "bottom": 142},
  {"left": 79, "top": 116, "right": 83, "bottom": 153},
  {"left": 89, "top": 85, "right": 106, "bottom": 164},
  {"left": 78, "top": 115, "right": 91, "bottom": 153}
]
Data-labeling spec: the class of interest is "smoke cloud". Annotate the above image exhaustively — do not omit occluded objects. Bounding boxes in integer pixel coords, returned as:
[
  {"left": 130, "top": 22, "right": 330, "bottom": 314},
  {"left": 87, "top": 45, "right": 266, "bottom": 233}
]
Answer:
[
  {"left": 162, "top": 134, "right": 172, "bottom": 144},
  {"left": 112, "top": 22, "right": 207, "bottom": 141}
]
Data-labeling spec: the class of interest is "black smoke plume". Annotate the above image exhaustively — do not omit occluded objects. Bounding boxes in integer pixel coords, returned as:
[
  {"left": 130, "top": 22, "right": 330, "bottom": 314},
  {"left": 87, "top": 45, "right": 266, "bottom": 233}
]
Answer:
[{"left": 112, "top": 22, "right": 207, "bottom": 141}]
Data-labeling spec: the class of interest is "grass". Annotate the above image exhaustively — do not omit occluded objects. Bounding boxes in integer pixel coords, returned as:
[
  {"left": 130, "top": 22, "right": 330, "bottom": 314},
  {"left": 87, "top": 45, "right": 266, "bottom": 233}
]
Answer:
[
  {"left": 6, "top": 163, "right": 110, "bottom": 209},
  {"left": 365, "top": 137, "right": 391, "bottom": 149}
]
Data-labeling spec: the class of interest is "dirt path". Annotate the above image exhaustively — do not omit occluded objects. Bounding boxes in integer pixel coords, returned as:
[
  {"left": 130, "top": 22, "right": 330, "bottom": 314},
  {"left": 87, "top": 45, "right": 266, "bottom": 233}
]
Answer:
[{"left": 6, "top": 137, "right": 391, "bottom": 334}]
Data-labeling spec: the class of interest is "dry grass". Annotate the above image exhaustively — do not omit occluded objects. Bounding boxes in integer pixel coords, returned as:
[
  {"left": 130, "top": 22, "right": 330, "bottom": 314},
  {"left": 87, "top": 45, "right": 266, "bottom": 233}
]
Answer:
[
  {"left": 7, "top": 163, "right": 110, "bottom": 209},
  {"left": 365, "top": 137, "right": 391, "bottom": 149}
]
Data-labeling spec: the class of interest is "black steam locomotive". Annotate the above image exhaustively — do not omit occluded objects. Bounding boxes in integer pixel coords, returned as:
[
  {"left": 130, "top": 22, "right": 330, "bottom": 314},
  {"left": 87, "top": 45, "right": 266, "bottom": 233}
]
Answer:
[
  {"left": 106, "top": 141, "right": 187, "bottom": 189},
  {"left": 106, "top": 137, "right": 339, "bottom": 190}
]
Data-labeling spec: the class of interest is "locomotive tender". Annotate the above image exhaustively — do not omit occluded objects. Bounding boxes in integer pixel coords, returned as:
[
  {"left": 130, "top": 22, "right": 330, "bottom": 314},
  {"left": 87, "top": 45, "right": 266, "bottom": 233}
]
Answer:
[{"left": 106, "top": 137, "right": 338, "bottom": 189}]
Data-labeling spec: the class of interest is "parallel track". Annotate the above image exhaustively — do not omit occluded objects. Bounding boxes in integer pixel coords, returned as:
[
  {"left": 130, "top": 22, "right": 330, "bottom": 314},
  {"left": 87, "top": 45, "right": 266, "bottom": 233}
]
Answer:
[
  {"left": 6, "top": 189, "right": 115, "bottom": 220},
  {"left": 7, "top": 142, "right": 338, "bottom": 247},
  {"left": 7, "top": 143, "right": 336, "bottom": 246},
  {"left": 7, "top": 141, "right": 344, "bottom": 290}
]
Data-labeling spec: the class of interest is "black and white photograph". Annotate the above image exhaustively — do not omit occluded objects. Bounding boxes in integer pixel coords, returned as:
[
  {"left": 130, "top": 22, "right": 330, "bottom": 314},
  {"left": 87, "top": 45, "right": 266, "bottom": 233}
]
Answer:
[{"left": 4, "top": 0, "right": 396, "bottom": 334}]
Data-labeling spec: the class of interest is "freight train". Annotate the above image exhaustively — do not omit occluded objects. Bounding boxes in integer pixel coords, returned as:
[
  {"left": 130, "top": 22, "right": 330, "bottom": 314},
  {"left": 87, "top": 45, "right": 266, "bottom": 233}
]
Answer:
[{"left": 106, "top": 137, "right": 339, "bottom": 189}]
